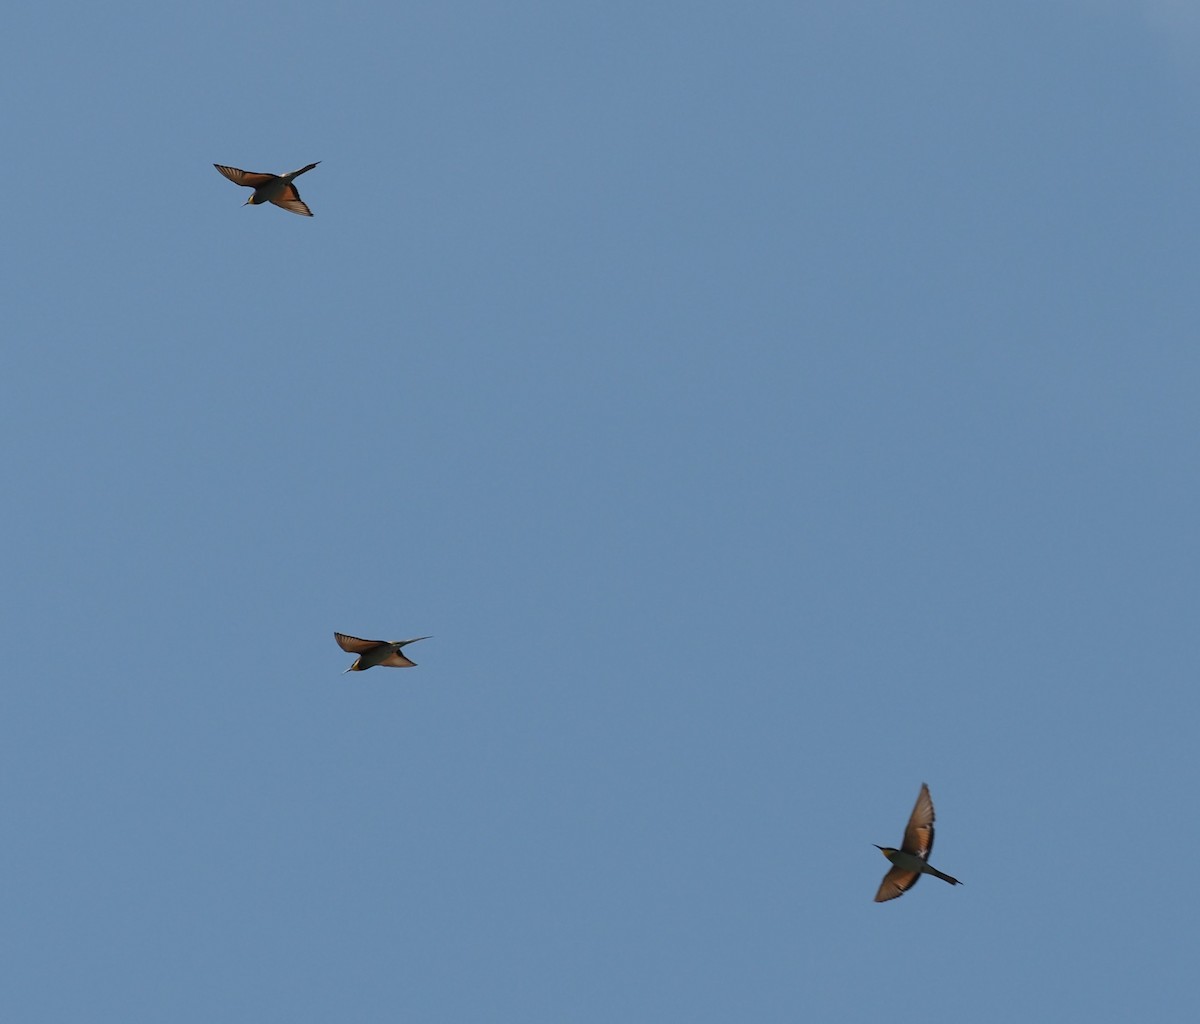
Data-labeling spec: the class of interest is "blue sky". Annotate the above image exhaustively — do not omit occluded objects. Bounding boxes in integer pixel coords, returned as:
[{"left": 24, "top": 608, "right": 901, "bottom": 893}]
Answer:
[{"left": 3, "top": 2, "right": 1198, "bottom": 1020}]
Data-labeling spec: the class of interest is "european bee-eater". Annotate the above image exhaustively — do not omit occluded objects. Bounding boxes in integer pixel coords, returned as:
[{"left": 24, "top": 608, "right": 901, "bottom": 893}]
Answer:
[
  {"left": 214, "top": 162, "right": 320, "bottom": 216},
  {"left": 873, "top": 783, "right": 961, "bottom": 902},
  {"left": 335, "top": 632, "right": 431, "bottom": 672}
]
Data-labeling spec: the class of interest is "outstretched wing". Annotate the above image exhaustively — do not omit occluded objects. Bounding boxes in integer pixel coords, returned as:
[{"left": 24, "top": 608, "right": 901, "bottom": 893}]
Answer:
[
  {"left": 269, "top": 183, "right": 313, "bottom": 216},
  {"left": 874, "top": 865, "right": 921, "bottom": 903},
  {"left": 901, "top": 783, "right": 936, "bottom": 860},
  {"left": 377, "top": 651, "right": 419, "bottom": 668},
  {"left": 214, "top": 164, "right": 276, "bottom": 187},
  {"left": 334, "top": 632, "right": 383, "bottom": 654}
]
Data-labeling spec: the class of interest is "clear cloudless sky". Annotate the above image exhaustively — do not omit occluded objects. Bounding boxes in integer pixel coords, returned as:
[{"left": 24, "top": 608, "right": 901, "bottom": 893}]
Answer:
[{"left": 2, "top": 2, "right": 1198, "bottom": 1021}]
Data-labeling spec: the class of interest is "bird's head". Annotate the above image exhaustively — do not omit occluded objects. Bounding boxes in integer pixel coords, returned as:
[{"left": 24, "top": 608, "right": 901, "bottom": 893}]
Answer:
[
  {"left": 245, "top": 195, "right": 261, "bottom": 206},
  {"left": 874, "top": 845, "right": 898, "bottom": 859},
  {"left": 344, "top": 659, "right": 362, "bottom": 673}
]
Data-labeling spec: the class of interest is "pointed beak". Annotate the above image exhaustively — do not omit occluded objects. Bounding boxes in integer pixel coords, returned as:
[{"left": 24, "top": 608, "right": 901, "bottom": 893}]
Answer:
[
  {"left": 873, "top": 845, "right": 884, "bottom": 851},
  {"left": 343, "top": 666, "right": 353, "bottom": 673}
]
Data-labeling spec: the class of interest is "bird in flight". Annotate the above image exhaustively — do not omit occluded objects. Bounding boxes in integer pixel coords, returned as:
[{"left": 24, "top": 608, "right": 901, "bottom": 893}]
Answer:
[
  {"left": 334, "top": 632, "right": 431, "bottom": 672},
  {"left": 214, "top": 161, "right": 320, "bottom": 216},
  {"left": 873, "top": 783, "right": 962, "bottom": 902}
]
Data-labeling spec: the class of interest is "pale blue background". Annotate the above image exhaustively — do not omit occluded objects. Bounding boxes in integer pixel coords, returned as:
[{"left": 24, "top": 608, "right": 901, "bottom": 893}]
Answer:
[{"left": 3, "top": 2, "right": 1197, "bottom": 1020}]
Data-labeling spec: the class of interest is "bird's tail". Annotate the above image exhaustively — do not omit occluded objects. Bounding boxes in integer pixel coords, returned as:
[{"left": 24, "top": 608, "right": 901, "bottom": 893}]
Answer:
[
  {"left": 399, "top": 636, "right": 433, "bottom": 647},
  {"left": 926, "top": 865, "right": 961, "bottom": 886},
  {"left": 291, "top": 161, "right": 320, "bottom": 177}
]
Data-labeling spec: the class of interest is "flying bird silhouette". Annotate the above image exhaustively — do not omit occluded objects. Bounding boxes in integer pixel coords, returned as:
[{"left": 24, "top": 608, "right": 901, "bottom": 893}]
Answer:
[
  {"left": 214, "top": 162, "right": 320, "bottom": 216},
  {"left": 873, "top": 783, "right": 962, "bottom": 902},
  {"left": 334, "top": 632, "right": 431, "bottom": 672}
]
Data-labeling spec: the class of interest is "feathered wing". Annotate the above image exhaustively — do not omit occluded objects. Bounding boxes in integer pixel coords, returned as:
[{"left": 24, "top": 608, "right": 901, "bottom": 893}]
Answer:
[
  {"left": 334, "top": 632, "right": 383, "bottom": 654},
  {"left": 875, "top": 865, "right": 921, "bottom": 902},
  {"left": 213, "top": 164, "right": 275, "bottom": 187},
  {"left": 270, "top": 183, "right": 314, "bottom": 216},
  {"left": 376, "top": 636, "right": 431, "bottom": 667},
  {"left": 901, "top": 783, "right": 936, "bottom": 859},
  {"left": 378, "top": 651, "right": 419, "bottom": 668}
]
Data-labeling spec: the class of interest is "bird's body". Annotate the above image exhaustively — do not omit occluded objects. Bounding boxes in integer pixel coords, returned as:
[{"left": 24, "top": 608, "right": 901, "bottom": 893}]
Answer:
[
  {"left": 334, "top": 632, "right": 431, "bottom": 672},
  {"left": 873, "top": 783, "right": 961, "bottom": 902},
  {"left": 214, "top": 162, "right": 320, "bottom": 216}
]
